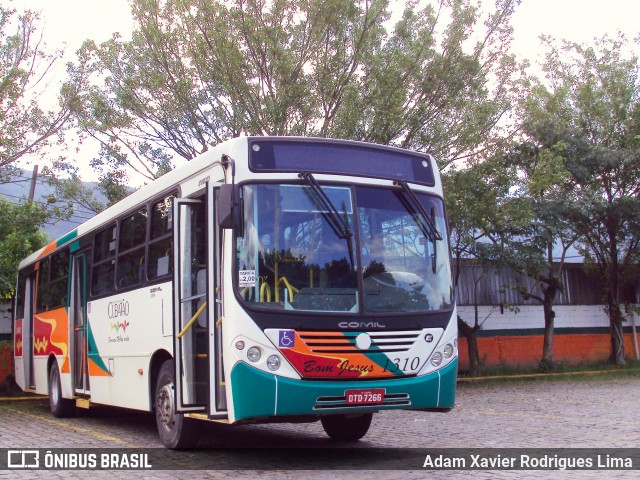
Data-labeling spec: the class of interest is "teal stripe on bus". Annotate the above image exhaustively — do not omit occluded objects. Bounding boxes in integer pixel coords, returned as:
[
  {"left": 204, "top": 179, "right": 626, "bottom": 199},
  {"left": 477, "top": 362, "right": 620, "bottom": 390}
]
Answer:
[{"left": 56, "top": 229, "right": 78, "bottom": 248}]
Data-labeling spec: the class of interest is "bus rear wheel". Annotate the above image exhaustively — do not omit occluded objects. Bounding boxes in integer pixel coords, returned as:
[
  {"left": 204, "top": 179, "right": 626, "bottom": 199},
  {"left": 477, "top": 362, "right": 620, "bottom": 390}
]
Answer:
[
  {"left": 155, "top": 359, "right": 200, "bottom": 449},
  {"left": 49, "top": 362, "right": 75, "bottom": 418},
  {"left": 321, "top": 413, "right": 373, "bottom": 441}
]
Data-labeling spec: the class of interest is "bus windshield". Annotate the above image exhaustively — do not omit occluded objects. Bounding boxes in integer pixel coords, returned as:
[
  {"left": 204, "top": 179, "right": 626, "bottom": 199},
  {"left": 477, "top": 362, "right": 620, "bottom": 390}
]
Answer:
[{"left": 236, "top": 183, "right": 453, "bottom": 314}]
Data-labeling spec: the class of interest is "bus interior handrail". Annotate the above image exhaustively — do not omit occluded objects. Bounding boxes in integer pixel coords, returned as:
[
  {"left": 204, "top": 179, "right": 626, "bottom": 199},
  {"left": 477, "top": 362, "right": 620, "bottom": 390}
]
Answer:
[{"left": 177, "top": 301, "right": 207, "bottom": 338}]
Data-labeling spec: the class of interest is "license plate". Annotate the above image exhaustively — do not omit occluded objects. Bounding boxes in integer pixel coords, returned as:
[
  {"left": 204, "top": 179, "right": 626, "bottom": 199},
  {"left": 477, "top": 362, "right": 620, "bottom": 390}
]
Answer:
[{"left": 345, "top": 389, "right": 385, "bottom": 406}]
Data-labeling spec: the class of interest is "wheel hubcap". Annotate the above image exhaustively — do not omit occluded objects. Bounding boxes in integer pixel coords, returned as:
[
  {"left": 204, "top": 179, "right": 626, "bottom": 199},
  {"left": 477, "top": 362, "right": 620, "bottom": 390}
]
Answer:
[
  {"left": 157, "top": 383, "right": 176, "bottom": 431},
  {"left": 51, "top": 370, "right": 59, "bottom": 404}
]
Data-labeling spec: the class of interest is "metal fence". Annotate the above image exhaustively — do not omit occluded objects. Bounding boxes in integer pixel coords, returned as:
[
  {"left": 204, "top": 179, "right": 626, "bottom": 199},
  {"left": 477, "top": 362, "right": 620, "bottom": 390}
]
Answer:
[{"left": 454, "top": 262, "right": 608, "bottom": 306}]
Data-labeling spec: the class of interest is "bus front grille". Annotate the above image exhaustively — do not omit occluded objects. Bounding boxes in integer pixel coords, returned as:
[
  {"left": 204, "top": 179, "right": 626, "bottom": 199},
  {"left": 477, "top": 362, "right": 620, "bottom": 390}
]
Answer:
[{"left": 298, "top": 331, "right": 421, "bottom": 354}]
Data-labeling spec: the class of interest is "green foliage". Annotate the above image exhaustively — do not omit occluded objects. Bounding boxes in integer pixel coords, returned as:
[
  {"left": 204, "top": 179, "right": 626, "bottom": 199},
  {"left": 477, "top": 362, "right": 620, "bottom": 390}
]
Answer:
[
  {"left": 40, "top": 158, "right": 124, "bottom": 214},
  {"left": 0, "top": 199, "right": 49, "bottom": 297},
  {"left": 444, "top": 156, "right": 517, "bottom": 265},
  {"left": 62, "top": 0, "right": 524, "bottom": 186},
  {"left": 444, "top": 156, "right": 521, "bottom": 374},
  {"left": 496, "top": 132, "right": 578, "bottom": 285},
  {"left": 520, "top": 34, "right": 640, "bottom": 365}
]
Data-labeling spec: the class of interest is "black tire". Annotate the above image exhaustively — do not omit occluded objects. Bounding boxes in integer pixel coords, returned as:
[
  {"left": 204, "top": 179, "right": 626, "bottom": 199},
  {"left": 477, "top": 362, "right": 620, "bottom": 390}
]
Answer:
[
  {"left": 155, "top": 359, "right": 200, "bottom": 449},
  {"left": 321, "top": 413, "right": 373, "bottom": 441},
  {"left": 49, "top": 361, "right": 75, "bottom": 418}
]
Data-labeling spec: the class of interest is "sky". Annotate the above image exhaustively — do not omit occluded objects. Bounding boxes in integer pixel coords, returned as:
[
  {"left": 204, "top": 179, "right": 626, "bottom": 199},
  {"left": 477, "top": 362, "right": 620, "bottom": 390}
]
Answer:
[
  {"left": 8, "top": 0, "right": 640, "bottom": 182},
  {"left": 13, "top": 0, "right": 639, "bottom": 64},
  {"left": 511, "top": 0, "right": 639, "bottom": 62}
]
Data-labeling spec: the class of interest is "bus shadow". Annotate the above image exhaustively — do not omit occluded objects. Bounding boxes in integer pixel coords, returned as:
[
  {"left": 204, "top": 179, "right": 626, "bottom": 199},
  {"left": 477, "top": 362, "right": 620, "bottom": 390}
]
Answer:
[
  {"left": 25, "top": 400, "right": 396, "bottom": 468},
  {"left": 27, "top": 398, "right": 382, "bottom": 452},
  {"left": 195, "top": 420, "right": 333, "bottom": 448}
]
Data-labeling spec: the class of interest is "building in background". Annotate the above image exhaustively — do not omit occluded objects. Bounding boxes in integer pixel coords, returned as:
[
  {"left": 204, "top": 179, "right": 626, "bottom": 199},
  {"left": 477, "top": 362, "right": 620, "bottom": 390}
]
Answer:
[{"left": 455, "top": 259, "right": 640, "bottom": 369}]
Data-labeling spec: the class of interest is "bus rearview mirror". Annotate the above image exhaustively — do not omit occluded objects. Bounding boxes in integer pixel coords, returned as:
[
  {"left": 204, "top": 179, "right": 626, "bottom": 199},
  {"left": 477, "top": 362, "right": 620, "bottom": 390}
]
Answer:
[{"left": 218, "top": 184, "right": 240, "bottom": 229}]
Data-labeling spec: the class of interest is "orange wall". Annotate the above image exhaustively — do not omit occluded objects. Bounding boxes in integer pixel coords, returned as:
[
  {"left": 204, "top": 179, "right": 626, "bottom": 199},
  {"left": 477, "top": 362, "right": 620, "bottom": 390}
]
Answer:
[{"left": 458, "top": 333, "right": 640, "bottom": 369}]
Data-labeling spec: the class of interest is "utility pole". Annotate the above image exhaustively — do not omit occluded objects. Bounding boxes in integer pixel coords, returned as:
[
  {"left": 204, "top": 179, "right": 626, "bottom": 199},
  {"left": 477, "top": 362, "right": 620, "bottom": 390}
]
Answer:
[{"left": 28, "top": 165, "right": 38, "bottom": 202}]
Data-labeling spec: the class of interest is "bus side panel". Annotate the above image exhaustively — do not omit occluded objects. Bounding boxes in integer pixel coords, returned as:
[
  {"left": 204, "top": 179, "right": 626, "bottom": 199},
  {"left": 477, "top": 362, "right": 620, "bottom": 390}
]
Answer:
[
  {"left": 86, "top": 283, "right": 173, "bottom": 411},
  {"left": 32, "top": 307, "right": 69, "bottom": 396},
  {"left": 13, "top": 318, "right": 25, "bottom": 390}
]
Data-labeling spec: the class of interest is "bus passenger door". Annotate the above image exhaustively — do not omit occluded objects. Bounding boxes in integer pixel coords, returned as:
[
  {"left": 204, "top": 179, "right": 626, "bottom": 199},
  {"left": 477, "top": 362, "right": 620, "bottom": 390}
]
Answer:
[
  {"left": 18, "top": 274, "right": 36, "bottom": 390},
  {"left": 173, "top": 196, "right": 209, "bottom": 413},
  {"left": 209, "top": 184, "right": 225, "bottom": 415},
  {"left": 71, "top": 250, "right": 90, "bottom": 394}
]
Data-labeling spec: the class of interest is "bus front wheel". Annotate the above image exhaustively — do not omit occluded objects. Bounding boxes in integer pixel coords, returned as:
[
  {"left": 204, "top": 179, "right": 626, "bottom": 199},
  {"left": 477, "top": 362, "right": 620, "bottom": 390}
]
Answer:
[
  {"left": 155, "top": 359, "right": 200, "bottom": 449},
  {"left": 321, "top": 413, "right": 373, "bottom": 441},
  {"left": 48, "top": 362, "right": 75, "bottom": 418}
]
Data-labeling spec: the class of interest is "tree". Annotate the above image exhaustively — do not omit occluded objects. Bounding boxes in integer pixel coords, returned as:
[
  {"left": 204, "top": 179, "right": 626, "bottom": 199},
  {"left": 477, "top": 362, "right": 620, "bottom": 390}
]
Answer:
[
  {"left": 447, "top": 134, "right": 581, "bottom": 371},
  {"left": 40, "top": 160, "right": 122, "bottom": 215},
  {"left": 0, "top": 4, "right": 74, "bottom": 182},
  {"left": 522, "top": 34, "right": 640, "bottom": 365},
  {"left": 62, "top": 0, "right": 524, "bottom": 187},
  {"left": 443, "top": 156, "right": 516, "bottom": 375},
  {"left": 493, "top": 131, "right": 579, "bottom": 369},
  {"left": 0, "top": 199, "right": 49, "bottom": 297}
]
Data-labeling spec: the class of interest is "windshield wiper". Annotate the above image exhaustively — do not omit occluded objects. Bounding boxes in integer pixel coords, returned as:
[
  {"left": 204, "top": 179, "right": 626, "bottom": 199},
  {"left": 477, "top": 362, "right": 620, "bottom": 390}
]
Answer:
[
  {"left": 394, "top": 180, "right": 442, "bottom": 242},
  {"left": 298, "top": 172, "right": 354, "bottom": 266},
  {"left": 299, "top": 172, "right": 352, "bottom": 239},
  {"left": 394, "top": 180, "right": 442, "bottom": 274}
]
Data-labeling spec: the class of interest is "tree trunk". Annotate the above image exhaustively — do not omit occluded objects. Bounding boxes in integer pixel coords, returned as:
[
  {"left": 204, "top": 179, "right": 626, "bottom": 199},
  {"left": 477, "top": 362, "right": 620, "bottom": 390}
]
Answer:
[
  {"left": 540, "top": 283, "right": 558, "bottom": 371},
  {"left": 606, "top": 223, "right": 626, "bottom": 365},
  {"left": 608, "top": 298, "right": 627, "bottom": 366},
  {"left": 458, "top": 316, "right": 481, "bottom": 376}
]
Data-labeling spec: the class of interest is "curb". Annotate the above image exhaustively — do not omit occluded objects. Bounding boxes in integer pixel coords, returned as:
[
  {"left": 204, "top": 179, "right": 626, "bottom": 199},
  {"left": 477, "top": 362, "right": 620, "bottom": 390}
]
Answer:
[
  {"left": 0, "top": 396, "right": 46, "bottom": 401},
  {"left": 457, "top": 368, "right": 640, "bottom": 383}
]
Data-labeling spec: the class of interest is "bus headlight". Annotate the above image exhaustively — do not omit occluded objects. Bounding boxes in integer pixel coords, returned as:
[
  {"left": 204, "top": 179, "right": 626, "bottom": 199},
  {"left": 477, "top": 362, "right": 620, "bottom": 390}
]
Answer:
[
  {"left": 430, "top": 352, "right": 443, "bottom": 367},
  {"left": 443, "top": 343, "right": 454, "bottom": 358},
  {"left": 247, "top": 346, "right": 261, "bottom": 363},
  {"left": 267, "top": 355, "right": 281, "bottom": 371}
]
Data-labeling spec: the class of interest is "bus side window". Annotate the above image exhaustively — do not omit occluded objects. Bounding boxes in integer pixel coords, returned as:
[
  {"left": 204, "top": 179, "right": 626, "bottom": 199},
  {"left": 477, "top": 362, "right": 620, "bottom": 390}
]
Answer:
[
  {"left": 48, "top": 249, "right": 70, "bottom": 309},
  {"left": 35, "top": 258, "right": 50, "bottom": 312},
  {"left": 116, "top": 248, "right": 145, "bottom": 288},
  {"left": 92, "top": 225, "right": 116, "bottom": 296},
  {"left": 148, "top": 239, "right": 172, "bottom": 280},
  {"left": 196, "top": 268, "right": 206, "bottom": 327},
  {"left": 15, "top": 272, "right": 26, "bottom": 319},
  {"left": 92, "top": 261, "right": 115, "bottom": 295},
  {"left": 117, "top": 207, "right": 148, "bottom": 289},
  {"left": 148, "top": 194, "right": 175, "bottom": 280}
]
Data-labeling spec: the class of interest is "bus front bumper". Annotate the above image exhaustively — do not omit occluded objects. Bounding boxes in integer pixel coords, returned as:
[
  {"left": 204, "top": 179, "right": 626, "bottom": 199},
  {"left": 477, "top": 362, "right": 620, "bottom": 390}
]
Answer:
[{"left": 229, "top": 358, "right": 457, "bottom": 422}]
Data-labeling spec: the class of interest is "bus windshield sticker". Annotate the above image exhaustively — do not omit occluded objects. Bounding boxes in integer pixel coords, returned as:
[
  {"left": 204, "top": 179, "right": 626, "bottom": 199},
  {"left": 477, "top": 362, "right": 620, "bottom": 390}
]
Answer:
[
  {"left": 238, "top": 270, "right": 256, "bottom": 287},
  {"left": 157, "top": 256, "right": 169, "bottom": 276},
  {"left": 278, "top": 330, "right": 295, "bottom": 348}
]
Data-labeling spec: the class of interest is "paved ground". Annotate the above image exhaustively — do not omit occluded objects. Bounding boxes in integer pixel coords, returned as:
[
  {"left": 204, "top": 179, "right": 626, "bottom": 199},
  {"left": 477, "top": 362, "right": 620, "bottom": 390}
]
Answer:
[{"left": 0, "top": 374, "right": 639, "bottom": 479}]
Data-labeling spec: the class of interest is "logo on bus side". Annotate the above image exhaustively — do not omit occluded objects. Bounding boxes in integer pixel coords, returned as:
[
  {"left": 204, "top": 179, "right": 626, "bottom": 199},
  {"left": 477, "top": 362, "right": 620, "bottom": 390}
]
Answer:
[
  {"left": 107, "top": 300, "right": 131, "bottom": 344},
  {"left": 108, "top": 300, "right": 130, "bottom": 318}
]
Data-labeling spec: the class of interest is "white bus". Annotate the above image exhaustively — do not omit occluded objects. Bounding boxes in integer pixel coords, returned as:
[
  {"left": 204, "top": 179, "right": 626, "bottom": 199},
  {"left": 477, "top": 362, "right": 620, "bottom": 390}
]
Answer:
[{"left": 13, "top": 137, "right": 457, "bottom": 448}]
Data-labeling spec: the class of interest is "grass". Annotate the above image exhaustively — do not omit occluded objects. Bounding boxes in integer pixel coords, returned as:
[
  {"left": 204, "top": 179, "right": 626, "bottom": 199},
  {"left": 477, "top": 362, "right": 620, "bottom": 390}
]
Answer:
[{"left": 458, "top": 358, "right": 640, "bottom": 384}]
